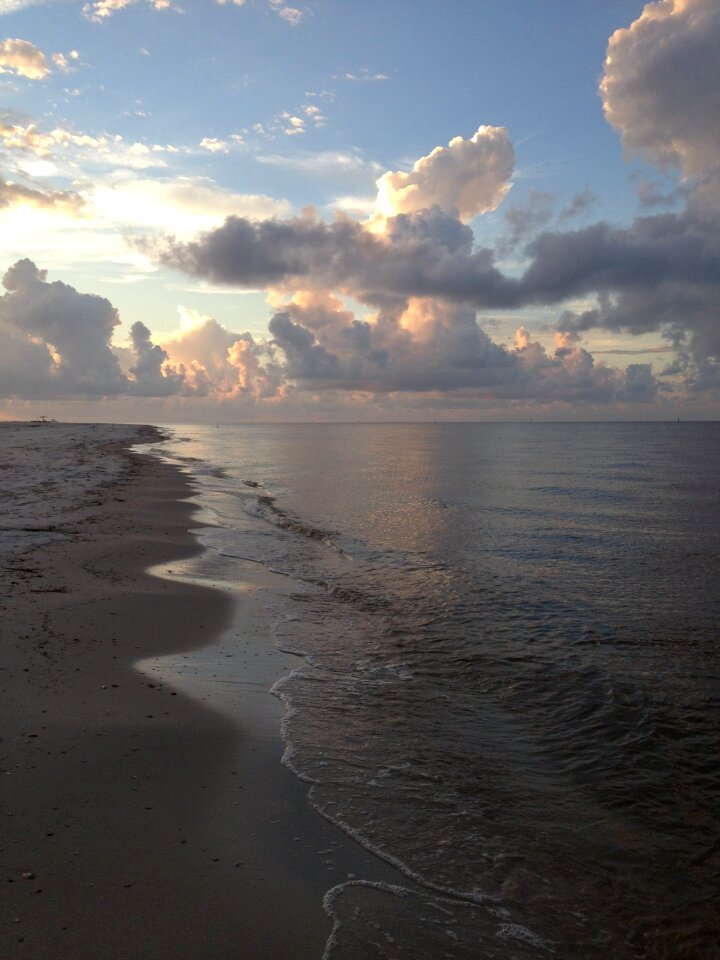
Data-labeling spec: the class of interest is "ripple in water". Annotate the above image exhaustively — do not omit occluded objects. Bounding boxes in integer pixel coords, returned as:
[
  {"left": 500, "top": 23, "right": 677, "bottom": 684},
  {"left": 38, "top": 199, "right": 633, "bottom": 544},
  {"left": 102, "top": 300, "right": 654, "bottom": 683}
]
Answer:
[{"left": 157, "top": 423, "right": 720, "bottom": 959}]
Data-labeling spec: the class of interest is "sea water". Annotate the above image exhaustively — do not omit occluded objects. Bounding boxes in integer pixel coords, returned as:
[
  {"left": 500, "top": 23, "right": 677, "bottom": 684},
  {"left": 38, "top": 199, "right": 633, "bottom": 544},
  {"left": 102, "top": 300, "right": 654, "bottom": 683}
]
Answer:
[{"left": 151, "top": 422, "right": 720, "bottom": 959}]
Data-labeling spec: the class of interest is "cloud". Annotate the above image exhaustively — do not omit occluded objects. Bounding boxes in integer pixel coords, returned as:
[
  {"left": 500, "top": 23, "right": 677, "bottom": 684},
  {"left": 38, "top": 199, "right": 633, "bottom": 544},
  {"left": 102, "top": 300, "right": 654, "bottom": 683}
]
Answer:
[
  {"left": 0, "top": 118, "right": 98, "bottom": 156},
  {"left": 559, "top": 188, "right": 596, "bottom": 221},
  {"left": 0, "top": 38, "right": 51, "bottom": 79},
  {"left": 0, "top": 116, "right": 175, "bottom": 170},
  {"left": 0, "top": 176, "right": 85, "bottom": 214},
  {"left": 214, "top": 0, "right": 303, "bottom": 23},
  {"left": 263, "top": 290, "right": 658, "bottom": 402},
  {"left": 129, "top": 320, "right": 184, "bottom": 395},
  {"left": 51, "top": 49, "right": 80, "bottom": 72},
  {"left": 0, "top": 258, "right": 127, "bottom": 396},
  {"left": 0, "top": 39, "right": 77, "bottom": 79},
  {"left": 199, "top": 137, "right": 230, "bottom": 154},
  {"left": 0, "top": 257, "right": 664, "bottom": 409},
  {"left": 498, "top": 190, "right": 554, "bottom": 254},
  {"left": 147, "top": 193, "right": 720, "bottom": 376},
  {"left": 0, "top": 259, "right": 185, "bottom": 398},
  {"left": 512, "top": 327, "right": 658, "bottom": 404},
  {"left": 601, "top": 0, "right": 720, "bottom": 185},
  {"left": 159, "top": 306, "right": 283, "bottom": 399},
  {"left": 141, "top": 51, "right": 716, "bottom": 357},
  {"left": 78, "top": 0, "right": 303, "bottom": 18},
  {"left": 255, "top": 149, "right": 381, "bottom": 180},
  {"left": 279, "top": 112, "right": 305, "bottom": 136},
  {"left": 82, "top": 0, "right": 176, "bottom": 22},
  {"left": 302, "top": 104, "right": 326, "bottom": 129},
  {"left": 268, "top": 0, "right": 303, "bottom": 25},
  {"left": 90, "top": 176, "right": 290, "bottom": 237},
  {"left": 343, "top": 69, "right": 390, "bottom": 83},
  {"left": 5, "top": 0, "right": 717, "bottom": 411},
  {"left": 0, "top": 1, "right": 50, "bottom": 12},
  {"left": 521, "top": 210, "right": 720, "bottom": 362},
  {"left": 144, "top": 205, "right": 518, "bottom": 308},
  {"left": 634, "top": 179, "right": 686, "bottom": 209},
  {"left": 375, "top": 126, "right": 514, "bottom": 221}
]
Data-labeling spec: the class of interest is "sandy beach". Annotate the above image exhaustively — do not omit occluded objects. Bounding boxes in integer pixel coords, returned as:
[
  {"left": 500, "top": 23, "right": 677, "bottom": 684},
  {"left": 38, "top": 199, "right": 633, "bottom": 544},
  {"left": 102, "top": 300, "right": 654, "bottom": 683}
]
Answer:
[{"left": 0, "top": 423, "right": 400, "bottom": 960}]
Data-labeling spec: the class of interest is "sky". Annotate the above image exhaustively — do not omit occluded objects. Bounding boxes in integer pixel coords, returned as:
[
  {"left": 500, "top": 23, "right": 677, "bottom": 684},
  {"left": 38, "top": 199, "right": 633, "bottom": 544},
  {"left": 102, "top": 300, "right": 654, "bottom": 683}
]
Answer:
[{"left": 0, "top": 0, "right": 718, "bottom": 422}]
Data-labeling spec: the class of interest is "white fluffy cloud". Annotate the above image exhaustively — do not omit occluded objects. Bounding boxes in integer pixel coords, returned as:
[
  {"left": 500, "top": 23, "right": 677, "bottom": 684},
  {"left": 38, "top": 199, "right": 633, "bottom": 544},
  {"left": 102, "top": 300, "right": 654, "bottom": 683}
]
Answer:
[
  {"left": 375, "top": 126, "right": 514, "bottom": 222},
  {"left": 601, "top": 0, "right": 720, "bottom": 182},
  {"left": 0, "top": 38, "right": 50, "bottom": 78}
]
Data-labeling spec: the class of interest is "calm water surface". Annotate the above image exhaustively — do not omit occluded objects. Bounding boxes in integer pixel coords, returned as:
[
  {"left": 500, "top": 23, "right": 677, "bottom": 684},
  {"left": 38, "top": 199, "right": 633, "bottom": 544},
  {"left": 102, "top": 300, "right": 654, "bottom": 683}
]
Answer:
[{"left": 154, "top": 423, "right": 720, "bottom": 959}]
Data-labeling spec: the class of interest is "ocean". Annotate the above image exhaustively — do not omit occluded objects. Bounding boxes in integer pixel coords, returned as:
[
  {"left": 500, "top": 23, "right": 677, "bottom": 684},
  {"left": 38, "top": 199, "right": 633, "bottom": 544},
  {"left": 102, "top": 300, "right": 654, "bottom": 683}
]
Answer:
[{"left": 150, "top": 422, "right": 720, "bottom": 959}]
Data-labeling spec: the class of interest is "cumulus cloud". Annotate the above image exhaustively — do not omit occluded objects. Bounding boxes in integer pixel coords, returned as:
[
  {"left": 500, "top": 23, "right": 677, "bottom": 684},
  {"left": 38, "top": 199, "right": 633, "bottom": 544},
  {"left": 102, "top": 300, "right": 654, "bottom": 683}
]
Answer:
[
  {"left": 0, "top": 259, "right": 187, "bottom": 398},
  {"left": 0, "top": 258, "right": 127, "bottom": 396},
  {"left": 145, "top": 205, "right": 522, "bottom": 309},
  {"left": 375, "top": 126, "right": 514, "bottom": 221},
  {"left": 260, "top": 289, "right": 657, "bottom": 403},
  {"left": 146, "top": 35, "right": 720, "bottom": 378},
  {"left": 158, "top": 307, "right": 283, "bottom": 399},
  {"left": 601, "top": 0, "right": 720, "bottom": 184},
  {"left": 0, "top": 257, "right": 660, "bottom": 409},
  {"left": 0, "top": 38, "right": 50, "bottom": 79},
  {"left": 0, "top": 119, "right": 99, "bottom": 156},
  {"left": 148, "top": 198, "right": 720, "bottom": 365},
  {"left": 511, "top": 327, "right": 658, "bottom": 404},
  {"left": 128, "top": 320, "right": 185, "bottom": 395},
  {"left": 521, "top": 210, "right": 720, "bottom": 361},
  {"left": 6, "top": 0, "right": 718, "bottom": 411}
]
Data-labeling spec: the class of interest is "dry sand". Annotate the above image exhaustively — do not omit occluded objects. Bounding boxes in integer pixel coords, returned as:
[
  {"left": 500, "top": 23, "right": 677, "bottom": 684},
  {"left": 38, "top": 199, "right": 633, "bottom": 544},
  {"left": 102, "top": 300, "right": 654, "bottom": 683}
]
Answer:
[{"left": 0, "top": 423, "right": 399, "bottom": 960}]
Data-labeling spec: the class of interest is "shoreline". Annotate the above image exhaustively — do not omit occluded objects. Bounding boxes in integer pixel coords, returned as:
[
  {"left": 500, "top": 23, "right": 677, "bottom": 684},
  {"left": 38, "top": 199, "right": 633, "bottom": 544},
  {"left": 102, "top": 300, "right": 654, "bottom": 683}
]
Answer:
[{"left": 0, "top": 426, "right": 400, "bottom": 959}]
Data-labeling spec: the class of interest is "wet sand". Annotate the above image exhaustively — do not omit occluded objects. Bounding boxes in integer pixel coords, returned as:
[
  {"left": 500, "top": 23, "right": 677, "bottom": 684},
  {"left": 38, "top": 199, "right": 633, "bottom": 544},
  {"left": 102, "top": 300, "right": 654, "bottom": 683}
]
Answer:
[{"left": 0, "top": 426, "right": 399, "bottom": 960}]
